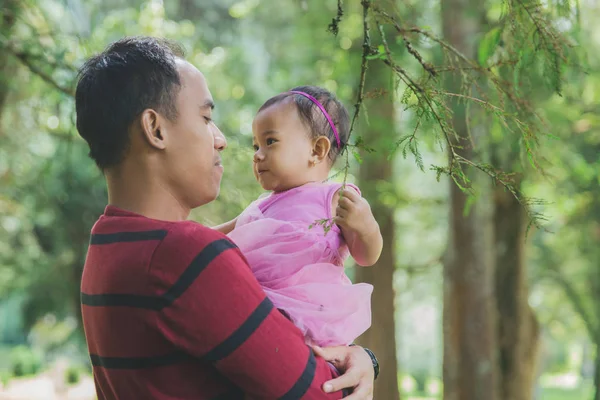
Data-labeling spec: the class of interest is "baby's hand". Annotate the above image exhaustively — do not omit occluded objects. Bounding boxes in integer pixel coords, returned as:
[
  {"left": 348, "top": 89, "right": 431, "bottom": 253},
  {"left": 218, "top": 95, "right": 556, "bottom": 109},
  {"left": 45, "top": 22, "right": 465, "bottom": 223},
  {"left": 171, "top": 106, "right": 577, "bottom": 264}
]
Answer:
[
  {"left": 334, "top": 188, "right": 378, "bottom": 238},
  {"left": 333, "top": 187, "right": 382, "bottom": 266}
]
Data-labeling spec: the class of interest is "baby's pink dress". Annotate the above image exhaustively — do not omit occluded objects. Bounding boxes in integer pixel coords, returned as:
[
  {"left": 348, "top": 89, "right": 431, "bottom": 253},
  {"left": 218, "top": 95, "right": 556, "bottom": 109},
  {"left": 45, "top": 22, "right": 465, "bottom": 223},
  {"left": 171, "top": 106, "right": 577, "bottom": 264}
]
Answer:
[{"left": 228, "top": 182, "right": 373, "bottom": 347}]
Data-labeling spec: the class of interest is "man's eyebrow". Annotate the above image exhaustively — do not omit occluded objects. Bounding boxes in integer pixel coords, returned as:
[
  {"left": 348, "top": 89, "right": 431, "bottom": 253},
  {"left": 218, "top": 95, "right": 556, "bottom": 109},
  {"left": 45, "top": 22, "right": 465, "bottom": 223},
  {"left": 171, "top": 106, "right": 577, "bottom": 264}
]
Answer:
[{"left": 200, "top": 100, "right": 215, "bottom": 110}]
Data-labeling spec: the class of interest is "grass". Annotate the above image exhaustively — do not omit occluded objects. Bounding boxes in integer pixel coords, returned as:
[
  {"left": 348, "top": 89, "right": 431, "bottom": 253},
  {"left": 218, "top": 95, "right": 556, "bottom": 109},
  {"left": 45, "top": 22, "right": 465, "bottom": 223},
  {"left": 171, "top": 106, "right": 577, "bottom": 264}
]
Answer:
[
  {"left": 541, "top": 386, "right": 594, "bottom": 400},
  {"left": 401, "top": 386, "right": 594, "bottom": 400}
]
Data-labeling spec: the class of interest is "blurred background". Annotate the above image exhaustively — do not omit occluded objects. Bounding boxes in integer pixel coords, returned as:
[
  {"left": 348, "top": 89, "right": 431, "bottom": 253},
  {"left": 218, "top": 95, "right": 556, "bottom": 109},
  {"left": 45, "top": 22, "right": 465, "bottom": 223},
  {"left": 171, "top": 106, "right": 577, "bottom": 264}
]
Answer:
[{"left": 0, "top": 0, "right": 598, "bottom": 399}]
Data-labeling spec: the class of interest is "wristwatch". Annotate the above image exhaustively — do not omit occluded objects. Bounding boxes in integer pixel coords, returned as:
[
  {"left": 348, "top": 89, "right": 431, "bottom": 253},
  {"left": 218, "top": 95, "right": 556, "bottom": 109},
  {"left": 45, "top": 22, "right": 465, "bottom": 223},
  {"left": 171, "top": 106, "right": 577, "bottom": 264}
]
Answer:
[
  {"left": 363, "top": 347, "right": 379, "bottom": 380},
  {"left": 350, "top": 344, "right": 379, "bottom": 380}
]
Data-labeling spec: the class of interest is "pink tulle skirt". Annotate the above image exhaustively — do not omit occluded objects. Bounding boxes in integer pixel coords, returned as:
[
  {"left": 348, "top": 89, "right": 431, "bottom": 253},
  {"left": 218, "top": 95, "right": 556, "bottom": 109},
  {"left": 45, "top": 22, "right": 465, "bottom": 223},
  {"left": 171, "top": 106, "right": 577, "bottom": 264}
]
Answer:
[{"left": 229, "top": 213, "right": 372, "bottom": 347}]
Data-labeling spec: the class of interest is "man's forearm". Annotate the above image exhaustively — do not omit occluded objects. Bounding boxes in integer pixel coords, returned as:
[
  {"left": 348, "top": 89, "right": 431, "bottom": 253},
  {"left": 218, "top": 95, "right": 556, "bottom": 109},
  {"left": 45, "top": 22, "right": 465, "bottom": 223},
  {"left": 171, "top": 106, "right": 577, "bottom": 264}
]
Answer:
[{"left": 212, "top": 218, "right": 237, "bottom": 235}]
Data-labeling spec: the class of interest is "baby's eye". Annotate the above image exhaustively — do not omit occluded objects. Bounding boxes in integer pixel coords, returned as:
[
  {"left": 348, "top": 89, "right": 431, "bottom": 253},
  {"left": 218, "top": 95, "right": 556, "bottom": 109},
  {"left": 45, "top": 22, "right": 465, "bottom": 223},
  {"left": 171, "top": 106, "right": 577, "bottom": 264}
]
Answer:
[
  {"left": 204, "top": 116, "right": 213, "bottom": 124},
  {"left": 253, "top": 144, "right": 259, "bottom": 151},
  {"left": 266, "top": 138, "right": 277, "bottom": 145}
]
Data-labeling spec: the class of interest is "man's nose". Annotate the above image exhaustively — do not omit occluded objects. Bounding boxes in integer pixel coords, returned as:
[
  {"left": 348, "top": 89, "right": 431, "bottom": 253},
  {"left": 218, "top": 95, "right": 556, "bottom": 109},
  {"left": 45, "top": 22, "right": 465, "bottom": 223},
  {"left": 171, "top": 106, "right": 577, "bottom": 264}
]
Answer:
[{"left": 212, "top": 124, "right": 227, "bottom": 151}]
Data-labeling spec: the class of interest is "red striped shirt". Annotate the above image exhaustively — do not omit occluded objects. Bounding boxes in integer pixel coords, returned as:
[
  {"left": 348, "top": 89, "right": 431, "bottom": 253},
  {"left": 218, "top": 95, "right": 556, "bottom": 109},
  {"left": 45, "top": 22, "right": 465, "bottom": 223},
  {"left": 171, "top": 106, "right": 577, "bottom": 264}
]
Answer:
[{"left": 81, "top": 206, "right": 344, "bottom": 399}]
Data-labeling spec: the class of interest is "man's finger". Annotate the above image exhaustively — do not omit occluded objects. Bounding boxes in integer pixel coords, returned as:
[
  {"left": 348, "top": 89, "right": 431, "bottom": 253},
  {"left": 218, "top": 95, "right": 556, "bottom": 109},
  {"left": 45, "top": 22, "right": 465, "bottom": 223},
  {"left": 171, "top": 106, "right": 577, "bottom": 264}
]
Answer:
[
  {"left": 311, "top": 345, "right": 327, "bottom": 359},
  {"left": 322, "top": 370, "right": 360, "bottom": 393},
  {"left": 311, "top": 345, "right": 344, "bottom": 363},
  {"left": 344, "top": 384, "right": 373, "bottom": 400}
]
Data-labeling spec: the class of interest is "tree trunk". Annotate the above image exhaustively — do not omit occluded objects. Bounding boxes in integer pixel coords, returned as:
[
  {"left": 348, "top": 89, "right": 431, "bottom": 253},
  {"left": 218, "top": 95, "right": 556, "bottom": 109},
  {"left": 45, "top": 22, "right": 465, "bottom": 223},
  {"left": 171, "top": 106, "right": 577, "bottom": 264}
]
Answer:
[
  {"left": 594, "top": 341, "right": 600, "bottom": 400},
  {"left": 354, "top": 58, "right": 400, "bottom": 400},
  {"left": 441, "top": 0, "right": 497, "bottom": 399},
  {"left": 494, "top": 176, "right": 540, "bottom": 400}
]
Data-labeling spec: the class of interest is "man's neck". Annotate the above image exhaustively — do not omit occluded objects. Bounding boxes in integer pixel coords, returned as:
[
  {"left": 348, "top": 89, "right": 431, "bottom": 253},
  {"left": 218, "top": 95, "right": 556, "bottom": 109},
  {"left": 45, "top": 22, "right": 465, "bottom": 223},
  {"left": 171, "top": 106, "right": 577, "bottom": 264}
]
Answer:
[{"left": 105, "top": 161, "right": 190, "bottom": 222}]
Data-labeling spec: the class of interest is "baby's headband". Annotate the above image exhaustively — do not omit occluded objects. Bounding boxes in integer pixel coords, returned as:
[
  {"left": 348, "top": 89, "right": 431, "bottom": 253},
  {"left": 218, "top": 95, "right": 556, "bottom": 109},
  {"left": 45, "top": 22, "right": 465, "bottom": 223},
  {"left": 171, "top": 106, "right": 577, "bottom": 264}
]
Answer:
[{"left": 287, "top": 90, "right": 341, "bottom": 148}]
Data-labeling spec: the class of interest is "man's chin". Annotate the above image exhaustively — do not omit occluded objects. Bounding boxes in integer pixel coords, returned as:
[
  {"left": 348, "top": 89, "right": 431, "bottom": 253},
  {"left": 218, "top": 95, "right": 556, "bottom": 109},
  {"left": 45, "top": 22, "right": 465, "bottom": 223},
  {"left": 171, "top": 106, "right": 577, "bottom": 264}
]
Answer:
[
  {"left": 211, "top": 175, "right": 223, "bottom": 198},
  {"left": 189, "top": 187, "right": 220, "bottom": 209},
  {"left": 206, "top": 184, "right": 221, "bottom": 202}
]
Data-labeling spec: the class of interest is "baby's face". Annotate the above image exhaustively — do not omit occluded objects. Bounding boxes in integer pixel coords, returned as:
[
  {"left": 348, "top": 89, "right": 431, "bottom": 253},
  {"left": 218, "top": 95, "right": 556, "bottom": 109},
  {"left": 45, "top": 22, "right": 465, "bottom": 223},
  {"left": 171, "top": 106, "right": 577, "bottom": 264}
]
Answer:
[{"left": 251, "top": 100, "right": 316, "bottom": 192}]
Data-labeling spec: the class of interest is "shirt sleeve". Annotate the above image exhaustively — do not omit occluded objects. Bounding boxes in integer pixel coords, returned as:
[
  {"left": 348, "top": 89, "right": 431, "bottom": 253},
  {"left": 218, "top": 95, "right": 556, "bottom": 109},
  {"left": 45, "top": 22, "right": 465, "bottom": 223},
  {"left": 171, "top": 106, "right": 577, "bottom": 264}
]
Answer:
[{"left": 154, "top": 223, "right": 344, "bottom": 399}]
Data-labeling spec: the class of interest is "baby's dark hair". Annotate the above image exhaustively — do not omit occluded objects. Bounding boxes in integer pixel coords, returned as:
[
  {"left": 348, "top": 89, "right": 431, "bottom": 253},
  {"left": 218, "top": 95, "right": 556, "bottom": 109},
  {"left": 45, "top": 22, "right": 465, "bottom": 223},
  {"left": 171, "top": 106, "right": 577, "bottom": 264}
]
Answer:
[{"left": 258, "top": 85, "right": 350, "bottom": 162}]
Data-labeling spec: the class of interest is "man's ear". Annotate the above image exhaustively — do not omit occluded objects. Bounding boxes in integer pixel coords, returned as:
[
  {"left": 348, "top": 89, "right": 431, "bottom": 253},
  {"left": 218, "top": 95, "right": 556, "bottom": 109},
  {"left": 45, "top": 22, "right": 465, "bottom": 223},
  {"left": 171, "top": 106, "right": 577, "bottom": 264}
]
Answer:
[
  {"left": 312, "top": 136, "right": 331, "bottom": 164},
  {"left": 140, "top": 109, "right": 167, "bottom": 150}
]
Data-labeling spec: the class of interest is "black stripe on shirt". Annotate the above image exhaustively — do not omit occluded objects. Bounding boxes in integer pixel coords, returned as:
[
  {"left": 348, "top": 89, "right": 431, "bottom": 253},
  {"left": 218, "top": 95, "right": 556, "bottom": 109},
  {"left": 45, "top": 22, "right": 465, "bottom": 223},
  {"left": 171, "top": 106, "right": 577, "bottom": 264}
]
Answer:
[
  {"left": 279, "top": 349, "right": 317, "bottom": 400},
  {"left": 203, "top": 297, "right": 274, "bottom": 362},
  {"left": 211, "top": 387, "right": 245, "bottom": 400},
  {"left": 162, "top": 239, "right": 238, "bottom": 305},
  {"left": 90, "top": 229, "right": 168, "bottom": 245},
  {"left": 89, "top": 351, "right": 190, "bottom": 369},
  {"left": 81, "top": 238, "right": 237, "bottom": 310},
  {"left": 80, "top": 293, "right": 166, "bottom": 310}
]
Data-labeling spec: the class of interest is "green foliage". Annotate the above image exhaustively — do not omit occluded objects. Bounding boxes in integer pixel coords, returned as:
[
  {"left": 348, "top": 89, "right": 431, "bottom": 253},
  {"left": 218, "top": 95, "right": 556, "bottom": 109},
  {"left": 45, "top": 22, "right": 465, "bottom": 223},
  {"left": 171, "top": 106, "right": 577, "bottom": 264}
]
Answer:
[
  {"left": 9, "top": 345, "right": 42, "bottom": 378},
  {"left": 541, "top": 384, "right": 594, "bottom": 400},
  {"left": 0, "top": 0, "right": 597, "bottom": 394},
  {"left": 65, "top": 365, "right": 81, "bottom": 385},
  {"left": 327, "top": 0, "right": 344, "bottom": 36},
  {"left": 478, "top": 27, "right": 502, "bottom": 66},
  {"left": 412, "top": 368, "right": 429, "bottom": 393}
]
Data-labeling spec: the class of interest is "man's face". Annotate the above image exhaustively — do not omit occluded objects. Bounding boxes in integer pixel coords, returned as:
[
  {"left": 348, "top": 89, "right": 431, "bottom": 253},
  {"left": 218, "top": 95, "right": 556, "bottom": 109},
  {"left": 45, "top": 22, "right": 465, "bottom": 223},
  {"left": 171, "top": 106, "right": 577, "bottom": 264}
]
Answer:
[{"left": 161, "top": 60, "right": 227, "bottom": 208}]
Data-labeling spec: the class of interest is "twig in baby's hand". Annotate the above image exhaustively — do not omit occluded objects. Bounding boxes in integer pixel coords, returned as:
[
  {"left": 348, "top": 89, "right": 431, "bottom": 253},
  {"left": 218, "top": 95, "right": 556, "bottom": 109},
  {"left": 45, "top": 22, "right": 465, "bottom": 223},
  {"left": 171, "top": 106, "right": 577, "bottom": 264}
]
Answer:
[{"left": 309, "top": 218, "right": 337, "bottom": 235}]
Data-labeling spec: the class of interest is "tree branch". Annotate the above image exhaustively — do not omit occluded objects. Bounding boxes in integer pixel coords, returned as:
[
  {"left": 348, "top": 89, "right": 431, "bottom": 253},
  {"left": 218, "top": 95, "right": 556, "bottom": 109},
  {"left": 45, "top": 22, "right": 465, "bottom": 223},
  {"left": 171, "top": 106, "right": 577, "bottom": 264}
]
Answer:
[
  {"left": 3, "top": 43, "right": 75, "bottom": 97},
  {"left": 337, "top": 0, "right": 372, "bottom": 183}
]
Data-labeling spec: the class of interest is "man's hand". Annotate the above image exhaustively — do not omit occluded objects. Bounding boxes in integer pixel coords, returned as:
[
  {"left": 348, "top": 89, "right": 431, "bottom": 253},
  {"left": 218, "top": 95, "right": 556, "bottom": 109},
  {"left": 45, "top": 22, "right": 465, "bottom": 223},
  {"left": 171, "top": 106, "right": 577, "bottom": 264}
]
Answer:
[
  {"left": 313, "top": 345, "right": 374, "bottom": 400},
  {"left": 334, "top": 188, "right": 378, "bottom": 238}
]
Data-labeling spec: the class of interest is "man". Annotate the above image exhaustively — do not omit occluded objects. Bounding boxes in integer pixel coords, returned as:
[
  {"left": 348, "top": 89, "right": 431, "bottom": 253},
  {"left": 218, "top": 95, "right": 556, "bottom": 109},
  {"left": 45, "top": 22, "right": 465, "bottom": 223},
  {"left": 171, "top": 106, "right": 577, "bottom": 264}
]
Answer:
[{"left": 76, "top": 36, "right": 377, "bottom": 399}]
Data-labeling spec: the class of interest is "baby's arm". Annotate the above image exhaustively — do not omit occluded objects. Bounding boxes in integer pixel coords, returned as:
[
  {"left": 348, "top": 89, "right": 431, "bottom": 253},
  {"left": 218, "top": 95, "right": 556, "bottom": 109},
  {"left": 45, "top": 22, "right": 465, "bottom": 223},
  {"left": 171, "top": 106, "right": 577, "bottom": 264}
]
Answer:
[
  {"left": 332, "top": 187, "right": 383, "bottom": 267},
  {"left": 213, "top": 217, "right": 238, "bottom": 235}
]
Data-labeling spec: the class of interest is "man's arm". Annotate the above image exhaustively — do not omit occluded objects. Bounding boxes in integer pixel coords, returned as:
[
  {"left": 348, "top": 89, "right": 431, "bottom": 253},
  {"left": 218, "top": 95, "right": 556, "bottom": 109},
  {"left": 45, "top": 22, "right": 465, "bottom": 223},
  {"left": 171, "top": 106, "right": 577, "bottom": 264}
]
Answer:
[
  {"left": 212, "top": 217, "right": 237, "bottom": 235},
  {"left": 155, "top": 225, "right": 372, "bottom": 399}
]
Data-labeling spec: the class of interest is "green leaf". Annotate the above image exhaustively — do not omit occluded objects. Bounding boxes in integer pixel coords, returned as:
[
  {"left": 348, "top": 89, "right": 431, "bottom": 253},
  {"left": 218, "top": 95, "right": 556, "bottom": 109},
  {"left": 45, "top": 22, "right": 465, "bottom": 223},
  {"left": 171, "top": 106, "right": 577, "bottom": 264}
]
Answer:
[
  {"left": 353, "top": 150, "right": 363, "bottom": 164},
  {"left": 478, "top": 27, "right": 502, "bottom": 66},
  {"left": 463, "top": 193, "right": 476, "bottom": 217},
  {"left": 367, "top": 45, "right": 387, "bottom": 60},
  {"left": 409, "top": 138, "right": 424, "bottom": 172},
  {"left": 389, "top": 134, "right": 412, "bottom": 160}
]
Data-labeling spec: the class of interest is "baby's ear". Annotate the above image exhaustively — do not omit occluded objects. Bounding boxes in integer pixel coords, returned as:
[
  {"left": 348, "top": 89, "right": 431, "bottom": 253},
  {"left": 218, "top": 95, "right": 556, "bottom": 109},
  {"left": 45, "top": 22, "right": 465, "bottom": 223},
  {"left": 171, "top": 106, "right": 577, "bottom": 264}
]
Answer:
[{"left": 312, "top": 136, "right": 332, "bottom": 162}]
